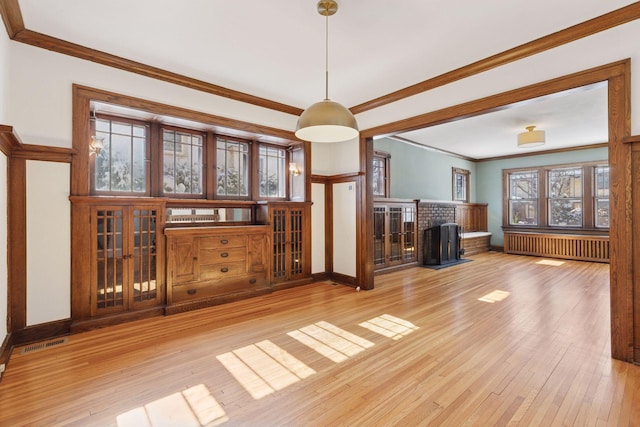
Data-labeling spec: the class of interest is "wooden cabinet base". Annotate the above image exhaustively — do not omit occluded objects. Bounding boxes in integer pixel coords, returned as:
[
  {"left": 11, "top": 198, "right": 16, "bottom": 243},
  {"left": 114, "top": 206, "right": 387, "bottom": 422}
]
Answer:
[{"left": 165, "top": 288, "right": 272, "bottom": 315}]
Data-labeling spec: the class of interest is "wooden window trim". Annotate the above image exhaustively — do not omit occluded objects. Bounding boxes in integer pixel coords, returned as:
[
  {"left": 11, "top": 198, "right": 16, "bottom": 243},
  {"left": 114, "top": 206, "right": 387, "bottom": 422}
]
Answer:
[
  {"left": 159, "top": 124, "right": 208, "bottom": 199},
  {"left": 90, "top": 114, "right": 151, "bottom": 197},
  {"left": 373, "top": 150, "right": 390, "bottom": 198},
  {"left": 213, "top": 135, "right": 253, "bottom": 201},
  {"left": 502, "top": 160, "right": 608, "bottom": 232},
  {"left": 254, "top": 142, "right": 288, "bottom": 201},
  {"left": 452, "top": 167, "right": 470, "bottom": 203}
]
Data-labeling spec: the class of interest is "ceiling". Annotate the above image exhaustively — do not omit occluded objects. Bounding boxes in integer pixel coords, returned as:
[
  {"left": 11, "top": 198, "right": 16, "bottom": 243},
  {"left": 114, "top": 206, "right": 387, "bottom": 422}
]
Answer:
[{"left": 16, "top": 0, "right": 632, "bottom": 158}]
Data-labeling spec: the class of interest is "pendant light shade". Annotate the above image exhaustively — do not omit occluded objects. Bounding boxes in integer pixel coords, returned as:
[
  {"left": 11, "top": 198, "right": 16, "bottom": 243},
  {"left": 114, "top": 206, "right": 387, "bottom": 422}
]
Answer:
[
  {"left": 517, "top": 125, "right": 545, "bottom": 148},
  {"left": 295, "top": 99, "right": 359, "bottom": 143},
  {"left": 295, "top": 0, "right": 359, "bottom": 143}
]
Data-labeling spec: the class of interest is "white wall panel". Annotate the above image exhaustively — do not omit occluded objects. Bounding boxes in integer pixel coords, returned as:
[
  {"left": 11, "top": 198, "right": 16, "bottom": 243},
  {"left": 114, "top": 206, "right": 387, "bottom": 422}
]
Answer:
[
  {"left": 311, "top": 183, "right": 325, "bottom": 274},
  {"left": 332, "top": 181, "right": 356, "bottom": 277},
  {"left": 26, "top": 161, "right": 71, "bottom": 326}
]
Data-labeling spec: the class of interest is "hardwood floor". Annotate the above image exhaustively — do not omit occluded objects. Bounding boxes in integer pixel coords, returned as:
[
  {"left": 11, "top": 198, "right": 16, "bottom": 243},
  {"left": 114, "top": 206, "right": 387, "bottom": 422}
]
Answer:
[{"left": 1, "top": 252, "right": 639, "bottom": 426}]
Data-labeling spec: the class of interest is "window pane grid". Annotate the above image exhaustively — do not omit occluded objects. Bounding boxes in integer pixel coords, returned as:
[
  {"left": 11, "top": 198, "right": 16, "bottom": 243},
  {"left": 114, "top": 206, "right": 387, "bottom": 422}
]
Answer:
[
  {"left": 509, "top": 171, "right": 538, "bottom": 225},
  {"left": 95, "top": 119, "right": 147, "bottom": 193},
  {"left": 595, "top": 165, "right": 609, "bottom": 227},
  {"left": 259, "top": 146, "right": 286, "bottom": 197},
  {"left": 163, "top": 129, "right": 203, "bottom": 195},
  {"left": 216, "top": 138, "right": 249, "bottom": 197},
  {"left": 548, "top": 168, "right": 583, "bottom": 227}
]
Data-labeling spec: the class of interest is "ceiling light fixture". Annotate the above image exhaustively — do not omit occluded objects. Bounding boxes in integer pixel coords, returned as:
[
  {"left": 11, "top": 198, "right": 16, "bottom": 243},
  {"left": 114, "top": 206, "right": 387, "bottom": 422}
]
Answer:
[
  {"left": 295, "top": 0, "right": 359, "bottom": 143},
  {"left": 517, "top": 125, "right": 545, "bottom": 148}
]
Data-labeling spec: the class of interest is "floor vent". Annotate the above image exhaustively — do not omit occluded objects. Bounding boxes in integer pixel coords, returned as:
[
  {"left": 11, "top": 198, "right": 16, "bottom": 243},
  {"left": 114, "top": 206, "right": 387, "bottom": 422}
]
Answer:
[{"left": 20, "top": 337, "right": 68, "bottom": 355}]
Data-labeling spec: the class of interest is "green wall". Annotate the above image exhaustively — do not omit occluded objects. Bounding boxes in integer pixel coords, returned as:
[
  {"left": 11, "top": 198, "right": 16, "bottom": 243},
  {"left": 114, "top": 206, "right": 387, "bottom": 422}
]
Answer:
[
  {"left": 374, "top": 138, "right": 477, "bottom": 201},
  {"left": 374, "top": 137, "right": 608, "bottom": 247}
]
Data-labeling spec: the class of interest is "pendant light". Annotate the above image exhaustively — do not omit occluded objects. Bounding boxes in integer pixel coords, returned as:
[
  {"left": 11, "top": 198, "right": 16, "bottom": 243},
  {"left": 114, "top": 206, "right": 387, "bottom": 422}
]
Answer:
[
  {"left": 295, "top": 0, "right": 359, "bottom": 143},
  {"left": 517, "top": 125, "right": 545, "bottom": 148}
]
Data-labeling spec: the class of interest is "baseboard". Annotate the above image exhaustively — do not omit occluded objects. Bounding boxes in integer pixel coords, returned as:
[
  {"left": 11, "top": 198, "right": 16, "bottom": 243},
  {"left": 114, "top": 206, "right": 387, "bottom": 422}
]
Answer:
[
  {"left": 374, "top": 262, "right": 418, "bottom": 275},
  {"left": 71, "top": 307, "right": 163, "bottom": 332},
  {"left": 311, "top": 272, "right": 330, "bottom": 282},
  {"left": 490, "top": 245, "right": 504, "bottom": 252},
  {"left": 329, "top": 272, "right": 356, "bottom": 287},
  {"left": 165, "top": 289, "right": 272, "bottom": 315},
  {"left": 0, "top": 332, "right": 14, "bottom": 383},
  {"left": 11, "top": 319, "right": 73, "bottom": 347},
  {"left": 271, "top": 277, "right": 315, "bottom": 291}
]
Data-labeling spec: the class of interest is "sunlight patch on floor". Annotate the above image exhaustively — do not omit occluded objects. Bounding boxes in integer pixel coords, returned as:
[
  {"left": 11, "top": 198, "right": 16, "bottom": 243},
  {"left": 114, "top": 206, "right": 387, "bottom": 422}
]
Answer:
[
  {"left": 478, "top": 290, "right": 511, "bottom": 303},
  {"left": 217, "top": 340, "right": 314, "bottom": 400},
  {"left": 536, "top": 259, "right": 565, "bottom": 266},
  {"left": 116, "top": 384, "right": 227, "bottom": 427},
  {"left": 358, "top": 314, "right": 420, "bottom": 340}
]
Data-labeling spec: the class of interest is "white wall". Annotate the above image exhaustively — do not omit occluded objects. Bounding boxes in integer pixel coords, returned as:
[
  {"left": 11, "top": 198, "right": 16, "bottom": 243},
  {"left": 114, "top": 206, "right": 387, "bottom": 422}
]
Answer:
[
  {"left": 311, "top": 183, "right": 325, "bottom": 274},
  {"left": 332, "top": 182, "right": 357, "bottom": 277},
  {"left": 0, "top": 27, "right": 9, "bottom": 123},
  {"left": 26, "top": 161, "right": 71, "bottom": 326},
  {"left": 311, "top": 140, "right": 360, "bottom": 278}
]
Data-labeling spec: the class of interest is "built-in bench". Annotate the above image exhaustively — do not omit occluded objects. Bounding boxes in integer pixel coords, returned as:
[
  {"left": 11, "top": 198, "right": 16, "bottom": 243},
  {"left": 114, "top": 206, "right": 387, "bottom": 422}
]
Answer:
[{"left": 461, "top": 231, "right": 492, "bottom": 255}]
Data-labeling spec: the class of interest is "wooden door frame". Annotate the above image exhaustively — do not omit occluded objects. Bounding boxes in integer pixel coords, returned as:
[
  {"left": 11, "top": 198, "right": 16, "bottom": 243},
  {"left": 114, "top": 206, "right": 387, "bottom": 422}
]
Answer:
[{"left": 359, "top": 60, "right": 634, "bottom": 362}]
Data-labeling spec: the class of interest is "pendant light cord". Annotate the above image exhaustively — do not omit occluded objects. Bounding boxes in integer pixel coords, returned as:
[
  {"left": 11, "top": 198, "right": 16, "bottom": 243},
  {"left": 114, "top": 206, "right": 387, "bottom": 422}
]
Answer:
[{"left": 325, "top": 10, "right": 329, "bottom": 101}]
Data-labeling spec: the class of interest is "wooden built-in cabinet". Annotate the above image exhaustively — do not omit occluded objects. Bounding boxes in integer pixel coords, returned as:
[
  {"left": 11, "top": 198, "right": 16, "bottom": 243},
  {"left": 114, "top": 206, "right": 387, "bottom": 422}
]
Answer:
[
  {"left": 256, "top": 202, "right": 312, "bottom": 286},
  {"left": 70, "top": 197, "right": 166, "bottom": 330},
  {"left": 373, "top": 200, "right": 417, "bottom": 270},
  {"left": 165, "top": 226, "right": 270, "bottom": 313}
]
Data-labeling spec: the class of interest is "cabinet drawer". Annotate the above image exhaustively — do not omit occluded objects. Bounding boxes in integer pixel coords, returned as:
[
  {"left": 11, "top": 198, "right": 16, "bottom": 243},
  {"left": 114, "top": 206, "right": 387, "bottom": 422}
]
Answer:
[
  {"left": 199, "top": 261, "right": 246, "bottom": 280},
  {"left": 199, "top": 235, "right": 246, "bottom": 249},
  {"left": 199, "top": 246, "right": 246, "bottom": 264},
  {"left": 171, "top": 273, "right": 268, "bottom": 303}
]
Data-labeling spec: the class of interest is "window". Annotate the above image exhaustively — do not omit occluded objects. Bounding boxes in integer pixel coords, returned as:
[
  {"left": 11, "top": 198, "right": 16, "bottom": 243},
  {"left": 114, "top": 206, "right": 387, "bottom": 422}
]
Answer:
[
  {"left": 548, "top": 167, "right": 582, "bottom": 227},
  {"left": 93, "top": 117, "right": 149, "bottom": 194},
  {"left": 508, "top": 170, "right": 539, "bottom": 225},
  {"left": 216, "top": 138, "right": 250, "bottom": 198},
  {"left": 594, "top": 165, "right": 609, "bottom": 228},
  {"left": 89, "top": 110, "right": 302, "bottom": 201},
  {"left": 373, "top": 152, "right": 390, "bottom": 197},
  {"left": 503, "top": 161, "right": 608, "bottom": 230},
  {"left": 259, "top": 145, "right": 286, "bottom": 198},
  {"left": 162, "top": 128, "right": 204, "bottom": 196},
  {"left": 452, "top": 168, "right": 470, "bottom": 202}
]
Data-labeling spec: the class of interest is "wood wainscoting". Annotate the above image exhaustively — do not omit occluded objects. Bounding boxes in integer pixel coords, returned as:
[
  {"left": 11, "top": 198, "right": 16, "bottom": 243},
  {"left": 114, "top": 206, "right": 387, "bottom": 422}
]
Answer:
[{"left": 504, "top": 231, "right": 609, "bottom": 263}]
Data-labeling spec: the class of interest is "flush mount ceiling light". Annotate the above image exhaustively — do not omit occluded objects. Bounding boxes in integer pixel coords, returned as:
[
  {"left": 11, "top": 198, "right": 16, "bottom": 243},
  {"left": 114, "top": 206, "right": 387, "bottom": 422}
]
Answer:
[
  {"left": 517, "top": 125, "right": 545, "bottom": 148},
  {"left": 295, "top": 0, "right": 359, "bottom": 143}
]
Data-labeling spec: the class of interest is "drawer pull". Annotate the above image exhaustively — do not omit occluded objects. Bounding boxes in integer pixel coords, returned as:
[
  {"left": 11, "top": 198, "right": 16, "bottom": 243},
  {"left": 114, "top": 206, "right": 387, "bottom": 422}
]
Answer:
[
  {"left": 249, "top": 278, "right": 257, "bottom": 284},
  {"left": 221, "top": 267, "right": 229, "bottom": 273},
  {"left": 187, "top": 289, "right": 197, "bottom": 295},
  {"left": 220, "top": 239, "right": 229, "bottom": 244},
  {"left": 220, "top": 252, "right": 229, "bottom": 258}
]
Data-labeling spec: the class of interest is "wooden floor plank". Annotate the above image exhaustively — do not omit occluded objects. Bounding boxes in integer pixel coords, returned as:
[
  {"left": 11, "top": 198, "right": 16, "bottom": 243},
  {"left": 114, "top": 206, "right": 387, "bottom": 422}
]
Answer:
[{"left": 0, "top": 252, "right": 639, "bottom": 426}]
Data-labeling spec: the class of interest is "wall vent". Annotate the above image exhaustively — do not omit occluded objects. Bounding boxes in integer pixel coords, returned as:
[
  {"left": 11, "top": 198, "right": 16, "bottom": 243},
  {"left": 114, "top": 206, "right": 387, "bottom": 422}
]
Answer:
[{"left": 20, "top": 338, "right": 68, "bottom": 355}]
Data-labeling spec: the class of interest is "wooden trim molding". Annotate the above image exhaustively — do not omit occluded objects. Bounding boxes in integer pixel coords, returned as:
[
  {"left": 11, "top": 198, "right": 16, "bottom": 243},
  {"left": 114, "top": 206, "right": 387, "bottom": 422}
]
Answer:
[
  {"left": 0, "top": 125, "right": 22, "bottom": 156},
  {"left": 12, "top": 144, "right": 76, "bottom": 163},
  {"left": 350, "top": 2, "right": 640, "bottom": 114},
  {"left": 6, "top": 26, "right": 303, "bottom": 116},
  {"left": 8, "top": 156, "right": 26, "bottom": 333},
  {"left": 362, "top": 60, "right": 629, "bottom": 138},
  {"left": 0, "top": 0, "right": 23, "bottom": 38}
]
